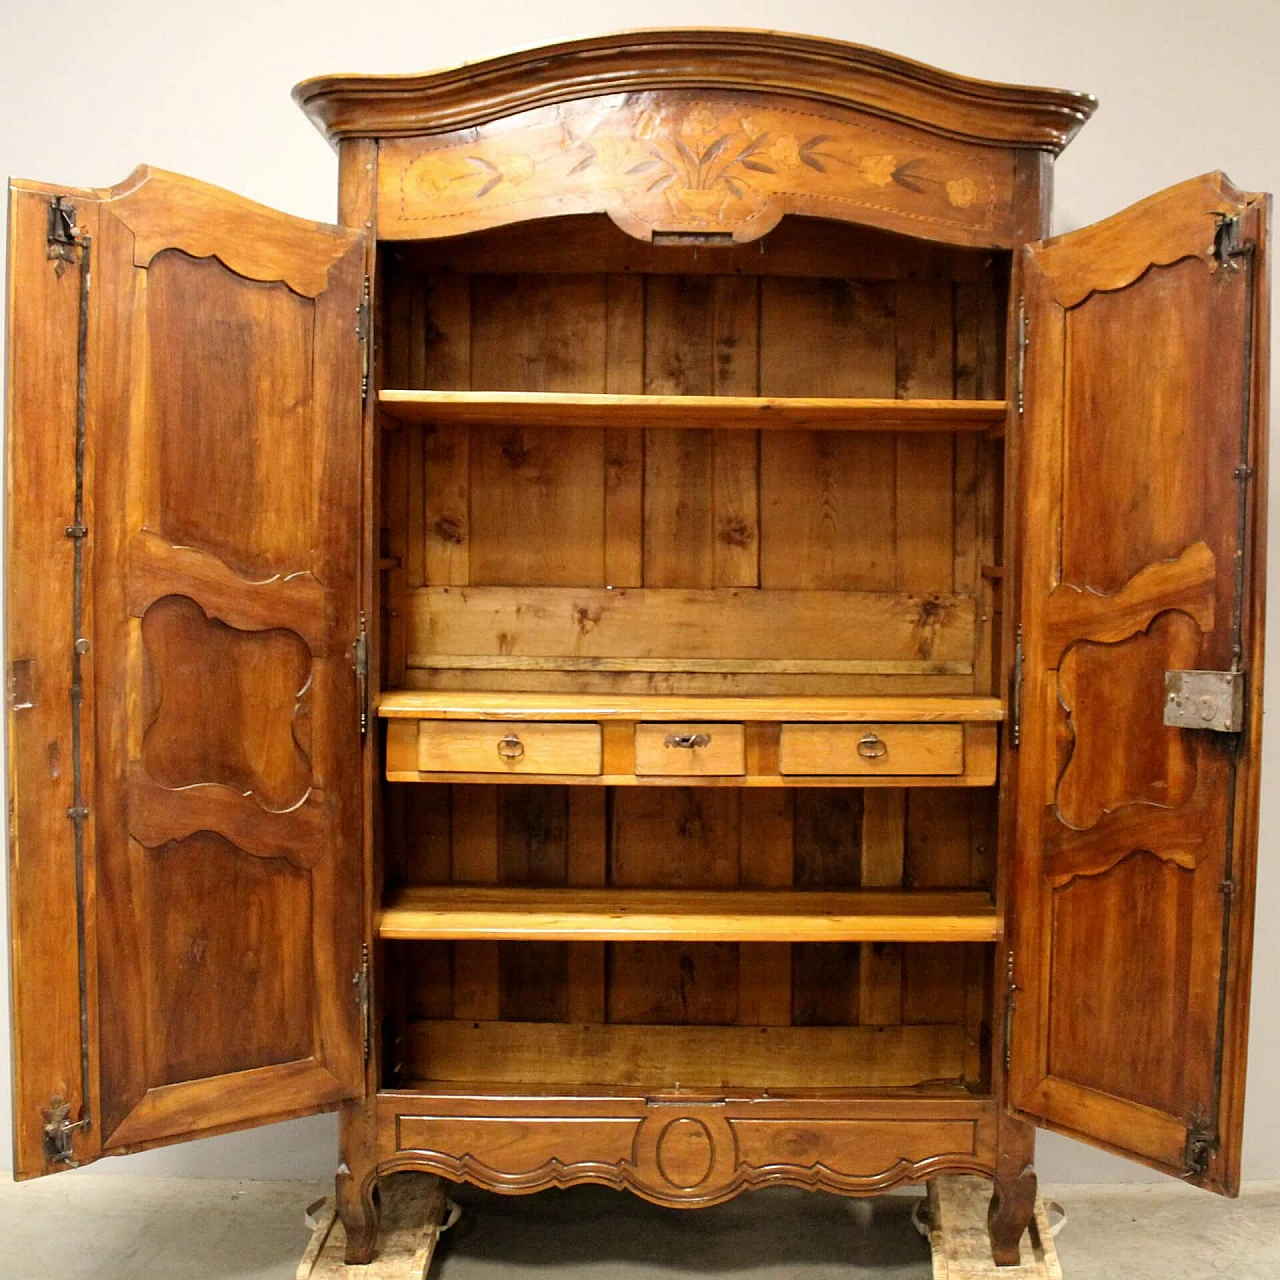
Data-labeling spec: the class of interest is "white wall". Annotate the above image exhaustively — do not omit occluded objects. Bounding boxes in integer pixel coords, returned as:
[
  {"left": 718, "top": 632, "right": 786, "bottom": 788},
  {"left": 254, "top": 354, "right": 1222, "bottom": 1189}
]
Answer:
[{"left": 2, "top": 0, "right": 1277, "bottom": 1188}]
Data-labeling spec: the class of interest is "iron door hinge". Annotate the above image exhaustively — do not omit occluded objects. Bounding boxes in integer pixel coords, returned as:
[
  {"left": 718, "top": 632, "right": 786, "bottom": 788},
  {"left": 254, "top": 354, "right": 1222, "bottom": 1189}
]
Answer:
[
  {"left": 1015, "top": 299, "right": 1028, "bottom": 417},
  {"left": 1163, "top": 669, "right": 1244, "bottom": 734},
  {"left": 42, "top": 1096, "right": 90, "bottom": 1168},
  {"left": 352, "top": 612, "right": 369, "bottom": 738},
  {"left": 1010, "top": 625, "right": 1024, "bottom": 749},
  {"left": 1212, "top": 213, "right": 1242, "bottom": 272},
  {"left": 1003, "top": 951, "right": 1020, "bottom": 1071},
  {"left": 353, "top": 943, "right": 371, "bottom": 1064},
  {"left": 356, "top": 276, "right": 371, "bottom": 406},
  {"left": 1183, "top": 1112, "right": 1217, "bottom": 1178}
]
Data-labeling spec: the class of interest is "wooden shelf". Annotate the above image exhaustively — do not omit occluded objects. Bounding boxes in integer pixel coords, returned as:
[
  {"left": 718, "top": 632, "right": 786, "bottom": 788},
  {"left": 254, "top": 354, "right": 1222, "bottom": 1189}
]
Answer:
[
  {"left": 377, "top": 691, "right": 1004, "bottom": 723},
  {"left": 378, "top": 390, "right": 1007, "bottom": 433},
  {"left": 379, "top": 886, "right": 999, "bottom": 943}
]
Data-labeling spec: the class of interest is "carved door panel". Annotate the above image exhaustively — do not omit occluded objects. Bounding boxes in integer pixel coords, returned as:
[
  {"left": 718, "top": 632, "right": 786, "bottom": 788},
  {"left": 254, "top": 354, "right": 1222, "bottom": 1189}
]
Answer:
[
  {"left": 1009, "top": 173, "right": 1268, "bottom": 1191},
  {"left": 7, "top": 169, "right": 366, "bottom": 1176}
]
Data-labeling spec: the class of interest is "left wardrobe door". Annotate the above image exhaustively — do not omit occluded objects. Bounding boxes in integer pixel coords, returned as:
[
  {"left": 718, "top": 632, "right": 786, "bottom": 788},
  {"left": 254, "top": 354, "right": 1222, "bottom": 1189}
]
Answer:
[{"left": 7, "top": 168, "right": 367, "bottom": 1177}]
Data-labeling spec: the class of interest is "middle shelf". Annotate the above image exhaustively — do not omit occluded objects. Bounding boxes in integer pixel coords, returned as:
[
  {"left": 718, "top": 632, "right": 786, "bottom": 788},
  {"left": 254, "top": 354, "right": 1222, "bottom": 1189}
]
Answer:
[
  {"left": 379, "top": 886, "right": 999, "bottom": 944},
  {"left": 380, "top": 692, "right": 1003, "bottom": 788}
]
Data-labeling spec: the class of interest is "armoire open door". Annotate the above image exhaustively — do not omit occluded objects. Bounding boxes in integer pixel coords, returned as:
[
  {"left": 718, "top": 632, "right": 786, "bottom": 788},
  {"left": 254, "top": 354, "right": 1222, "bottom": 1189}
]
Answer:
[
  {"left": 1008, "top": 172, "right": 1269, "bottom": 1192},
  {"left": 7, "top": 168, "right": 367, "bottom": 1177}
]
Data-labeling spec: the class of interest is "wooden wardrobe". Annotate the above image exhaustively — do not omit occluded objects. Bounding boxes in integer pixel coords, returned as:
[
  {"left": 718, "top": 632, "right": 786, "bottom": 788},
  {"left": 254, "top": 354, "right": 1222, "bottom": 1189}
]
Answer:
[{"left": 6, "top": 31, "right": 1270, "bottom": 1268}]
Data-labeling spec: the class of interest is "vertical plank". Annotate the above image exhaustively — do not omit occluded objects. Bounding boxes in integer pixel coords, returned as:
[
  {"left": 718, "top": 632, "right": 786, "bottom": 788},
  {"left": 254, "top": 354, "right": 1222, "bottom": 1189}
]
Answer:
[
  {"left": 954, "top": 274, "right": 1004, "bottom": 693},
  {"left": 400, "top": 786, "right": 453, "bottom": 1022},
  {"left": 421, "top": 274, "right": 471, "bottom": 587},
  {"left": 381, "top": 427, "right": 409, "bottom": 686},
  {"left": 567, "top": 790, "right": 608, "bottom": 1023},
  {"left": 895, "top": 281, "right": 955, "bottom": 593},
  {"left": 403, "top": 785, "right": 452, "bottom": 885},
  {"left": 739, "top": 791, "right": 793, "bottom": 1026},
  {"left": 381, "top": 269, "right": 412, "bottom": 684},
  {"left": 609, "top": 788, "right": 739, "bottom": 1025},
  {"left": 858, "top": 790, "right": 907, "bottom": 1026},
  {"left": 470, "top": 275, "right": 607, "bottom": 586},
  {"left": 712, "top": 275, "right": 760, "bottom": 587},
  {"left": 792, "top": 789, "right": 863, "bottom": 1026},
  {"left": 759, "top": 278, "right": 897, "bottom": 588},
  {"left": 605, "top": 274, "right": 644, "bottom": 587},
  {"left": 497, "top": 788, "right": 568, "bottom": 1022},
  {"left": 903, "top": 790, "right": 974, "bottom": 1031},
  {"left": 404, "top": 279, "right": 428, "bottom": 587},
  {"left": 644, "top": 276, "right": 715, "bottom": 587},
  {"left": 450, "top": 786, "right": 499, "bottom": 1020}
]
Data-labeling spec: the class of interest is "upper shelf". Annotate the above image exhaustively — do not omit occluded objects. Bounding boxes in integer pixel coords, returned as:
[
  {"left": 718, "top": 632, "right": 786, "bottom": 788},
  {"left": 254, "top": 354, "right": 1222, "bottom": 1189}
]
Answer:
[
  {"left": 378, "top": 391, "right": 1008, "bottom": 433},
  {"left": 377, "top": 691, "right": 1004, "bottom": 723}
]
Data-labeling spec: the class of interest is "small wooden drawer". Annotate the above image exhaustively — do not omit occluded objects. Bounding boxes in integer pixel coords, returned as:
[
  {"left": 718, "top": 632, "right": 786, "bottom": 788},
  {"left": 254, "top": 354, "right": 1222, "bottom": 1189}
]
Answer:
[
  {"left": 634, "top": 723, "right": 746, "bottom": 776},
  {"left": 416, "top": 721, "right": 602, "bottom": 775},
  {"left": 779, "top": 723, "right": 964, "bottom": 776}
]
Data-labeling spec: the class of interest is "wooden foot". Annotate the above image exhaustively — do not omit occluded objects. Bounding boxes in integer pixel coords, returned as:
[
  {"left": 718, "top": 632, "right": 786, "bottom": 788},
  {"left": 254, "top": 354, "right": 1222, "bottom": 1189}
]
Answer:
[
  {"left": 987, "top": 1169, "right": 1037, "bottom": 1267},
  {"left": 336, "top": 1160, "right": 381, "bottom": 1266}
]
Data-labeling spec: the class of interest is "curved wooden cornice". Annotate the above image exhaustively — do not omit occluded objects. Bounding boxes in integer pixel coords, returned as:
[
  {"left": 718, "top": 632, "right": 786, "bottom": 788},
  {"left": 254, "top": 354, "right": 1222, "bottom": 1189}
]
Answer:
[{"left": 293, "top": 29, "right": 1096, "bottom": 153}]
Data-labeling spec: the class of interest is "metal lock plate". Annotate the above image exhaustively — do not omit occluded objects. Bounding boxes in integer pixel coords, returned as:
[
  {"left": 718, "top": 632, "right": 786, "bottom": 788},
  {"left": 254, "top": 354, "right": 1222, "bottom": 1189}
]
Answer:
[{"left": 1164, "top": 670, "right": 1244, "bottom": 733}]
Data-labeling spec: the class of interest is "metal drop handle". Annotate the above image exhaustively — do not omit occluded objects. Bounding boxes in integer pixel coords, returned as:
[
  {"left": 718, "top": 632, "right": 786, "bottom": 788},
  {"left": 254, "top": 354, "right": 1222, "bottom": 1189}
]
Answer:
[
  {"left": 496, "top": 733, "right": 525, "bottom": 760},
  {"left": 665, "top": 732, "right": 711, "bottom": 749},
  {"left": 857, "top": 733, "right": 888, "bottom": 760}
]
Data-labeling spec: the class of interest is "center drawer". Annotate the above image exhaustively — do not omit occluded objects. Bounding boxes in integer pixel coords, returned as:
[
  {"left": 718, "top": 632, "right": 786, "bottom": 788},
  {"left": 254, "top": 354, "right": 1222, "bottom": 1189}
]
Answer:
[
  {"left": 416, "top": 721, "right": 602, "bottom": 775},
  {"left": 634, "top": 723, "right": 746, "bottom": 776}
]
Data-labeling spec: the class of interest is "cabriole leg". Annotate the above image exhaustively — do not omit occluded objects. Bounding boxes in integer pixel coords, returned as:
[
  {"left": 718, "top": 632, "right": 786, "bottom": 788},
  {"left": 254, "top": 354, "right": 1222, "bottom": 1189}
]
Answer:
[
  {"left": 336, "top": 1100, "right": 381, "bottom": 1265},
  {"left": 987, "top": 1166, "right": 1037, "bottom": 1266}
]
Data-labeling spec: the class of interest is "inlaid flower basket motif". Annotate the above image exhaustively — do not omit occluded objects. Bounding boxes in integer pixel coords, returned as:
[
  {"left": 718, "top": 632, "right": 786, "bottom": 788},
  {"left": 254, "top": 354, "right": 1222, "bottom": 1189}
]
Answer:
[{"left": 388, "top": 93, "right": 1008, "bottom": 244}]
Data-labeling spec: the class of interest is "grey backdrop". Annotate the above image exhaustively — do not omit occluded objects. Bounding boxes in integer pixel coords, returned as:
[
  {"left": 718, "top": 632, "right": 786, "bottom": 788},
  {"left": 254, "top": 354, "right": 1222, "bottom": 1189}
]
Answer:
[{"left": 1, "top": 0, "right": 1276, "bottom": 1188}]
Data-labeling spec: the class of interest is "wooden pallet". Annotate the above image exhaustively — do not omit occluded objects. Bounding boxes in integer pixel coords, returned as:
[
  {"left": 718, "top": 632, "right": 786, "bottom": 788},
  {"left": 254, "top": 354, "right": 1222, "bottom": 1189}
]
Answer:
[
  {"left": 926, "top": 1176, "right": 1063, "bottom": 1279},
  {"left": 297, "top": 1172, "right": 1062, "bottom": 1277},
  {"left": 297, "top": 1174, "right": 451, "bottom": 1280}
]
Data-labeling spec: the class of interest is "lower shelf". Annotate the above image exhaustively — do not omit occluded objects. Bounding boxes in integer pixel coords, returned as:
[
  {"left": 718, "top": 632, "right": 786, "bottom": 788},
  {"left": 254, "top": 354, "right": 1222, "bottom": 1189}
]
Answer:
[
  {"left": 396, "top": 1018, "right": 971, "bottom": 1090},
  {"left": 379, "top": 886, "right": 999, "bottom": 943}
]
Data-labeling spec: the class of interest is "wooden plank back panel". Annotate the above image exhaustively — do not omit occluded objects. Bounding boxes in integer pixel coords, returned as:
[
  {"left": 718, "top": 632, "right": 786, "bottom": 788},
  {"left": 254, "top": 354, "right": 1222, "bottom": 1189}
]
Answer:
[
  {"left": 405, "top": 585, "right": 975, "bottom": 670},
  {"left": 468, "top": 275, "right": 607, "bottom": 587},
  {"left": 759, "top": 277, "right": 898, "bottom": 590}
]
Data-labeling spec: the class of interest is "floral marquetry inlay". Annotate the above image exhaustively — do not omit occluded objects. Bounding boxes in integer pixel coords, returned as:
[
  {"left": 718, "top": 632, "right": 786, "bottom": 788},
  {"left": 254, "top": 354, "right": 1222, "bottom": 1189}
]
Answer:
[{"left": 378, "top": 92, "right": 1015, "bottom": 246}]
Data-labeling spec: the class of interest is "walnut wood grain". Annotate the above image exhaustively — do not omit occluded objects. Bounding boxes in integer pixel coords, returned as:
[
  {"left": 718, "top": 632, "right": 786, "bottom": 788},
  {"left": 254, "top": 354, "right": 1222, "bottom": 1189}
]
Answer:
[
  {"left": 374, "top": 92, "right": 1018, "bottom": 247},
  {"left": 7, "top": 168, "right": 367, "bottom": 1170},
  {"left": 374, "top": 1088, "right": 998, "bottom": 1209},
  {"left": 294, "top": 30, "right": 1095, "bottom": 151},
  {"left": 1008, "top": 172, "right": 1268, "bottom": 1190}
]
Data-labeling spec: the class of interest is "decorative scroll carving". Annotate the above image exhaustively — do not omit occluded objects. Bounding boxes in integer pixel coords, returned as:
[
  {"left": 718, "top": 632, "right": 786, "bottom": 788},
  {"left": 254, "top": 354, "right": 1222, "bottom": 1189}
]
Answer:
[
  {"left": 1031, "top": 172, "right": 1255, "bottom": 310},
  {"left": 139, "top": 594, "right": 314, "bottom": 811},
  {"left": 389, "top": 1105, "right": 989, "bottom": 1207},
  {"left": 1044, "top": 541, "right": 1215, "bottom": 661},
  {"left": 104, "top": 166, "right": 360, "bottom": 297},
  {"left": 128, "top": 531, "right": 328, "bottom": 650},
  {"left": 128, "top": 768, "right": 325, "bottom": 868},
  {"left": 1053, "top": 610, "right": 1200, "bottom": 832}
]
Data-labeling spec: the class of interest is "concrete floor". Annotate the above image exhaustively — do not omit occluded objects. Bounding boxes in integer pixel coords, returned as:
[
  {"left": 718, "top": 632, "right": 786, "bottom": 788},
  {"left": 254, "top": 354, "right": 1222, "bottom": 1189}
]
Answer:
[{"left": 3, "top": 1175, "right": 1277, "bottom": 1279}]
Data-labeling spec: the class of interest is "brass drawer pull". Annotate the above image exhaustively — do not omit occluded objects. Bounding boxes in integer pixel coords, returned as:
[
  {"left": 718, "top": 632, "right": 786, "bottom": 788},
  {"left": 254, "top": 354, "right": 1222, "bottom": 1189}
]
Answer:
[
  {"left": 665, "top": 732, "right": 711, "bottom": 749},
  {"left": 857, "top": 733, "right": 888, "bottom": 760},
  {"left": 496, "top": 733, "right": 525, "bottom": 760}
]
